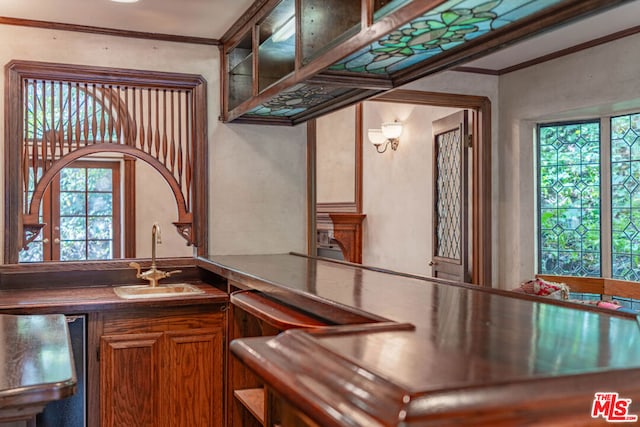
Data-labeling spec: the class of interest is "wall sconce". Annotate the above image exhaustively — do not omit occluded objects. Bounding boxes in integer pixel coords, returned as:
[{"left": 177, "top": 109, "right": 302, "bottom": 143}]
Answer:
[{"left": 367, "top": 121, "right": 403, "bottom": 153}]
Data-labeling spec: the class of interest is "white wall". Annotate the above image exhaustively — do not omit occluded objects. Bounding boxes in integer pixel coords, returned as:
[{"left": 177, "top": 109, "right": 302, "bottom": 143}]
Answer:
[
  {"left": 361, "top": 102, "right": 459, "bottom": 275},
  {"left": 135, "top": 160, "right": 194, "bottom": 258},
  {"left": 0, "top": 24, "right": 307, "bottom": 262},
  {"left": 497, "top": 32, "right": 640, "bottom": 289},
  {"left": 316, "top": 106, "right": 356, "bottom": 204}
]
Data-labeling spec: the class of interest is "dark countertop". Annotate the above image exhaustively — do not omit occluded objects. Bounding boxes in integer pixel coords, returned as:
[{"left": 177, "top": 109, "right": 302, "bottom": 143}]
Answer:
[
  {"left": 0, "top": 282, "right": 228, "bottom": 314},
  {"left": 0, "top": 314, "right": 76, "bottom": 422},
  {"left": 200, "top": 253, "right": 640, "bottom": 426}
]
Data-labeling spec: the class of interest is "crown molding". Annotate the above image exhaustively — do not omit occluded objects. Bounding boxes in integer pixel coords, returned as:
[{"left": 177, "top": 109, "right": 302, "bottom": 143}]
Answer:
[
  {"left": 454, "top": 24, "right": 640, "bottom": 76},
  {"left": 0, "top": 16, "right": 220, "bottom": 46}
]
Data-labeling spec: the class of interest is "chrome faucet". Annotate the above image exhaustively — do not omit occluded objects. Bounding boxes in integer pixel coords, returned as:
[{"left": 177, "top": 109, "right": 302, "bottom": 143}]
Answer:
[{"left": 129, "top": 223, "right": 181, "bottom": 287}]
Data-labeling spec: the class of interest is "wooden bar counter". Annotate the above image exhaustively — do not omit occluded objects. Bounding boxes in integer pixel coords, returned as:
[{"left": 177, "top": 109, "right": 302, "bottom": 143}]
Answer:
[
  {"left": 0, "top": 314, "right": 76, "bottom": 423},
  {"left": 199, "top": 253, "right": 640, "bottom": 426}
]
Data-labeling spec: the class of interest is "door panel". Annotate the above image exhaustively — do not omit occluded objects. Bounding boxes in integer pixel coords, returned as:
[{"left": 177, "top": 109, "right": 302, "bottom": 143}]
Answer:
[
  {"left": 164, "top": 329, "right": 224, "bottom": 427},
  {"left": 432, "top": 110, "right": 470, "bottom": 283},
  {"left": 100, "top": 333, "right": 163, "bottom": 427}
]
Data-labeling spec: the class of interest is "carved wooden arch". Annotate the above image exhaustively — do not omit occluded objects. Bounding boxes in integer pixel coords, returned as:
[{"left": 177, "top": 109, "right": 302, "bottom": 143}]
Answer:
[
  {"left": 5, "top": 60, "right": 208, "bottom": 264},
  {"left": 22, "top": 145, "right": 193, "bottom": 250}
]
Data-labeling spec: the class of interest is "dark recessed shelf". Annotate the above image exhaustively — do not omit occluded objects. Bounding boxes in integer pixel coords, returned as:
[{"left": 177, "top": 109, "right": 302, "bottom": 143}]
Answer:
[{"left": 234, "top": 388, "right": 265, "bottom": 426}]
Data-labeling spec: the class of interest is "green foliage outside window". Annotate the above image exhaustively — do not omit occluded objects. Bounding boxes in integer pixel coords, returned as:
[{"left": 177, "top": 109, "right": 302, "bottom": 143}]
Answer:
[
  {"left": 611, "top": 113, "right": 640, "bottom": 281},
  {"left": 19, "top": 166, "right": 114, "bottom": 262},
  {"left": 538, "top": 121, "right": 601, "bottom": 277},
  {"left": 538, "top": 112, "right": 640, "bottom": 281}
]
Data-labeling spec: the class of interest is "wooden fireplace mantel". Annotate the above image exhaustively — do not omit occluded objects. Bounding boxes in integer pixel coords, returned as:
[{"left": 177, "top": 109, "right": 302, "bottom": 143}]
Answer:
[{"left": 328, "top": 213, "right": 366, "bottom": 264}]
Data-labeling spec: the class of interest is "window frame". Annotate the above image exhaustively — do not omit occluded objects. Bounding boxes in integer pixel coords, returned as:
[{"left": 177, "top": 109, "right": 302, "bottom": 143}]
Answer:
[
  {"left": 19, "top": 159, "right": 133, "bottom": 262},
  {"left": 536, "top": 112, "right": 640, "bottom": 280},
  {"left": 4, "top": 60, "right": 208, "bottom": 264}
]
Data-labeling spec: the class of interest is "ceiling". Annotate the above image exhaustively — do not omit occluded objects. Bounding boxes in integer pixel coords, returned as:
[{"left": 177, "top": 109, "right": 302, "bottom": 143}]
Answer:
[
  {"left": 0, "top": 0, "right": 255, "bottom": 39},
  {"left": 1, "top": 0, "right": 639, "bottom": 72}
]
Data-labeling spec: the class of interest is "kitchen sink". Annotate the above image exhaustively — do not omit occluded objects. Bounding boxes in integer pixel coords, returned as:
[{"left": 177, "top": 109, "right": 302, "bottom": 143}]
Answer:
[{"left": 113, "top": 283, "right": 205, "bottom": 299}]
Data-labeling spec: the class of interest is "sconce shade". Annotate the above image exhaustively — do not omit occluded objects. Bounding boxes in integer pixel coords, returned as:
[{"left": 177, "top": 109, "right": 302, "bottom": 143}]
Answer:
[
  {"left": 381, "top": 121, "right": 403, "bottom": 139},
  {"left": 367, "top": 129, "right": 386, "bottom": 145},
  {"left": 368, "top": 121, "right": 402, "bottom": 153}
]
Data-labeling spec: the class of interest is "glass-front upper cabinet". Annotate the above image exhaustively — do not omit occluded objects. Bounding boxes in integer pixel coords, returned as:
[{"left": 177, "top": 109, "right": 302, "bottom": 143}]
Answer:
[
  {"left": 300, "top": 0, "right": 361, "bottom": 65},
  {"left": 258, "top": 0, "right": 296, "bottom": 93},
  {"left": 227, "top": 31, "right": 253, "bottom": 111}
]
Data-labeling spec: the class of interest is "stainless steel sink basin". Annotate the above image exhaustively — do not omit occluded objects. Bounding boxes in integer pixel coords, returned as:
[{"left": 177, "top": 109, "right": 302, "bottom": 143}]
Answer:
[{"left": 113, "top": 283, "right": 205, "bottom": 299}]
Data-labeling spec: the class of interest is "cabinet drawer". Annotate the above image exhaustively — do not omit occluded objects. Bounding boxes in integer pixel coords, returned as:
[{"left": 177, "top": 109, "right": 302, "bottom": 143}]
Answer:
[{"left": 103, "top": 305, "right": 225, "bottom": 334}]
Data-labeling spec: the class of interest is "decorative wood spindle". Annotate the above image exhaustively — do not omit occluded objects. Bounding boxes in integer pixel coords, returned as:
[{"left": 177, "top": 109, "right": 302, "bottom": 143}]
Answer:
[
  {"left": 41, "top": 81, "right": 48, "bottom": 170},
  {"left": 99, "top": 85, "right": 106, "bottom": 142},
  {"left": 74, "top": 83, "right": 81, "bottom": 149},
  {"left": 66, "top": 82, "right": 73, "bottom": 153},
  {"left": 154, "top": 89, "right": 160, "bottom": 159},
  {"left": 185, "top": 91, "right": 192, "bottom": 209},
  {"left": 83, "top": 84, "right": 89, "bottom": 142},
  {"left": 162, "top": 90, "right": 168, "bottom": 165},
  {"left": 31, "top": 82, "right": 38, "bottom": 199},
  {"left": 147, "top": 89, "right": 153, "bottom": 153},
  {"left": 17, "top": 72, "right": 201, "bottom": 251},
  {"left": 177, "top": 92, "right": 183, "bottom": 187},
  {"left": 22, "top": 81, "right": 30, "bottom": 211},
  {"left": 113, "top": 87, "right": 121, "bottom": 142},
  {"left": 91, "top": 84, "right": 98, "bottom": 142},
  {"left": 57, "top": 81, "right": 63, "bottom": 158},
  {"left": 139, "top": 88, "right": 145, "bottom": 151},
  {"left": 170, "top": 91, "right": 175, "bottom": 175}
]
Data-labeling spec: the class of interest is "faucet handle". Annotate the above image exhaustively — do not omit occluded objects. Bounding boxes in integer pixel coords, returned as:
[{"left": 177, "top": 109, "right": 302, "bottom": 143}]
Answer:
[
  {"left": 165, "top": 269, "right": 182, "bottom": 278},
  {"left": 129, "top": 262, "right": 142, "bottom": 278}
]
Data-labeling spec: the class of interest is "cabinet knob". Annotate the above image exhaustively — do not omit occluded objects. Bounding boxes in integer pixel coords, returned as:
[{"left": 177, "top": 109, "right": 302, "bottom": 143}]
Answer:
[
  {"left": 54, "top": 238, "right": 61, "bottom": 244},
  {"left": 428, "top": 261, "right": 437, "bottom": 266}
]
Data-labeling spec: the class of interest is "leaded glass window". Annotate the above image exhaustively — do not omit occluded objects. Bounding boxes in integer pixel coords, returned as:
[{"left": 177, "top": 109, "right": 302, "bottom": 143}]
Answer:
[
  {"left": 611, "top": 113, "right": 640, "bottom": 281},
  {"left": 537, "top": 112, "right": 640, "bottom": 282},
  {"left": 538, "top": 121, "right": 601, "bottom": 277}
]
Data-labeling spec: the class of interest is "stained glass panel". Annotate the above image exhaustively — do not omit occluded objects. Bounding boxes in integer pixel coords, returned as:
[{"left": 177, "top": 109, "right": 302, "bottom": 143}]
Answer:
[
  {"left": 330, "top": 0, "right": 565, "bottom": 75},
  {"left": 611, "top": 113, "right": 640, "bottom": 281},
  {"left": 247, "top": 83, "right": 353, "bottom": 117},
  {"left": 537, "top": 121, "right": 601, "bottom": 276}
]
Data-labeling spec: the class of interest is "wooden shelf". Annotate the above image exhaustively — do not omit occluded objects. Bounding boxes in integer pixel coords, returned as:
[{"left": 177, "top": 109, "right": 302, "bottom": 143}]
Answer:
[{"left": 234, "top": 388, "right": 265, "bottom": 426}]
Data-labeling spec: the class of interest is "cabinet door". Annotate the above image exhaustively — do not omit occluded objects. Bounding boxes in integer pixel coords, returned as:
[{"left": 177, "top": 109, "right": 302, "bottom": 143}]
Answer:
[
  {"left": 163, "top": 328, "right": 224, "bottom": 427},
  {"left": 100, "top": 332, "right": 163, "bottom": 427}
]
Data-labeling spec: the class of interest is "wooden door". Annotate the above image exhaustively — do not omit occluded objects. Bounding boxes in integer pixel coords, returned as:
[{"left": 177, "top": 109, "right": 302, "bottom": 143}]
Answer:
[
  {"left": 100, "top": 333, "right": 163, "bottom": 427},
  {"left": 164, "top": 328, "right": 224, "bottom": 427},
  {"left": 431, "top": 110, "right": 470, "bottom": 282}
]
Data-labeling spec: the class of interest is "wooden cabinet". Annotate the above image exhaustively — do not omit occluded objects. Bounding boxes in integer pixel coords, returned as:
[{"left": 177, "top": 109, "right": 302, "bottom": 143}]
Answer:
[
  {"left": 227, "top": 286, "right": 327, "bottom": 427},
  {"left": 100, "top": 306, "right": 224, "bottom": 427}
]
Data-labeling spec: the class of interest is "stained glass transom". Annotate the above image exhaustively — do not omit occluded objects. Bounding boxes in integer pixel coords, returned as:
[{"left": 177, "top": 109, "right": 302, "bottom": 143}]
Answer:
[
  {"left": 611, "top": 113, "right": 640, "bottom": 281},
  {"left": 329, "top": 0, "right": 564, "bottom": 75},
  {"left": 436, "top": 127, "right": 462, "bottom": 260},
  {"left": 248, "top": 83, "right": 352, "bottom": 117},
  {"left": 538, "top": 122, "right": 601, "bottom": 277}
]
